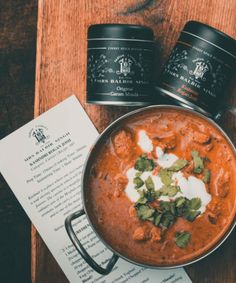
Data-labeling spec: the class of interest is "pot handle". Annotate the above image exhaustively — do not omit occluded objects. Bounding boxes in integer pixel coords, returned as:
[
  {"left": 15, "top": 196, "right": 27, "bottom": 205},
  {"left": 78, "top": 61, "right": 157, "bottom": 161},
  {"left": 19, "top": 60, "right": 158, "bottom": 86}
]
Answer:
[{"left": 65, "top": 209, "right": 119, "bottom": 275}]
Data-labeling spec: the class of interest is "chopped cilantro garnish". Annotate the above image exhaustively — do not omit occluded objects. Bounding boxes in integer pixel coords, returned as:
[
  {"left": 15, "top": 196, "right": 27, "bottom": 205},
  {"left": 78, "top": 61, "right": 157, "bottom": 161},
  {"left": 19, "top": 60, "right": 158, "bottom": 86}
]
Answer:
[
  {"left": 177, "top": 197, "right": 202, "bottom": 222},
  {"left": 189, "top": 197, "right": 201, "bottom": 210},
  {"left": 134, "top": 154, "right": 156, "bottom": 172},
  {"left": 136, "top": 190, "right": 148, "bottom": 204},
  {"left": 184, "top": 210, "right": 201, "bottom": 222},
  {"left": 160, "top": 201, "right": 176, "bottom": 215},
  {"left": 133, "top": 176, "right": 144, "bottom": 189},
  {"left": 154, "top": 213, "right": 162, "bottom": 226},
  {"left": 161, "top": 211, "right": 176, "bottom": 228},
  {"left": 175, "top": 197, "right": 186, "bottom": 208},
  {"left": 145, "top": 176, "right": 155, "bottom": 190},
  {"left": 133, "top": 153, "right": 202, "bottom": 234},
  {"left": 192, "top": 150, "right": 204, "bottom": 174},
  {"left": 135, "top": 171, "right": 142, "bottom": 177},
  {"left": 158, "top": 168, "right": 173, "bottom": 186},
  {"left": 175, "top": 231, "right": 191, "bottom": 248},
  {"left": 203, "top": 169, "right": 211, "bottom": 184},
  {"left": 158, "top": 185, "right": 180, "bottom": 197},
  {"left": 168, "top": 159, "right": 188, "bottom": 171},
  {"left": 135, "top": 194, "right": 202, "bottom": 227},
  {"left": 136, "top": 204, "right": 155, "bottom": 221}
]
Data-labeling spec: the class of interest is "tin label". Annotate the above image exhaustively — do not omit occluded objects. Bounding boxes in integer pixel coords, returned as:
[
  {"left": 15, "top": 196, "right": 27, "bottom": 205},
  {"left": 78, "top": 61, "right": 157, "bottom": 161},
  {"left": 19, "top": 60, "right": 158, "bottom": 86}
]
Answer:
[
  {"left": 87, "top": 40, "right": 154, "bottom": 102},
  {"left": 159, "top": 40, "right": 234, "bottom": 111}
]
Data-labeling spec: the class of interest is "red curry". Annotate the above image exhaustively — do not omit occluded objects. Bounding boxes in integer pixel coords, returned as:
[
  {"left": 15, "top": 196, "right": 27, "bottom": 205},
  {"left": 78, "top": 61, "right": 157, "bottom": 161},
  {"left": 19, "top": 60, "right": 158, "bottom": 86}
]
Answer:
[{"left": 85, "top": 108, "right": 236, "bottom": 266}]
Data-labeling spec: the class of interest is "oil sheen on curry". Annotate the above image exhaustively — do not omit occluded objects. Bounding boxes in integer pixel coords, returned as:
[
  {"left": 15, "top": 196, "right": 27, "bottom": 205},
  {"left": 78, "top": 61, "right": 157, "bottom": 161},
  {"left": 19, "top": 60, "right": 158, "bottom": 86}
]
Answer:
[{"left": 85, "top": 108, "right": 236, "bottom": 266}]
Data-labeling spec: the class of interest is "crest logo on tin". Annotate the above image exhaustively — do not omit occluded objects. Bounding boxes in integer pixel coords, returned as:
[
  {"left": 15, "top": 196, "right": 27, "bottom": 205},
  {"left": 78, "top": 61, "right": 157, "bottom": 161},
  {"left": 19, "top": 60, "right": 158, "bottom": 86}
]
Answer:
[
  {"left": 117, "top": 57, "right": 133, "bottom": 76},
  {"left": 190, "top": 60, "right": 209, "bottom": 81},
  {"left": 29, "top": 125, "right": 49, "bottom": 145}
]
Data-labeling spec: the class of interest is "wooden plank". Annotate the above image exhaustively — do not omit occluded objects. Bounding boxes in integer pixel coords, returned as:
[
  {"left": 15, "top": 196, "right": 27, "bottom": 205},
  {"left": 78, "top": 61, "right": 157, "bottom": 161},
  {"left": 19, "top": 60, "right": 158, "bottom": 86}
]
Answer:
[{"left": 34, "top": 0, "right": 236, "bottom": 282}]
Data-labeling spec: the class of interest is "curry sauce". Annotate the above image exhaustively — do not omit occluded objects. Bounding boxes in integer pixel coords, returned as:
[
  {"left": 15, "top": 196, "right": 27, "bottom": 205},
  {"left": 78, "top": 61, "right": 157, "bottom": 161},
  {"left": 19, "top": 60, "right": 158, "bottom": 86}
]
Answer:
[{"left": 85, "top": 108, "right": 236, "bottom": 266}]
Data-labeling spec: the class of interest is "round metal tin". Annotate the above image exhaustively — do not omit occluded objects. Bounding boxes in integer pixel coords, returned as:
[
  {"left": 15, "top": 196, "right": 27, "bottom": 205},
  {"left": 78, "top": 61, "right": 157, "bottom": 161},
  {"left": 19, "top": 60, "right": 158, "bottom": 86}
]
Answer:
[
  {"left": 86, "top": 24, "right": 155, "bottom": 106},
  {"left": 157, "top": 21, "right": 236, "bottom": 116}
]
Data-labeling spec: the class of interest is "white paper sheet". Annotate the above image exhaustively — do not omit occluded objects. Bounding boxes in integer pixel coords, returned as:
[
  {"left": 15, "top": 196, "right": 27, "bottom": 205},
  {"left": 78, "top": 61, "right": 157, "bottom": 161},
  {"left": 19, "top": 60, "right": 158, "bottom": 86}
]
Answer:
[{"left": 0, "top": 96, "right": 192, "bottom": 283}]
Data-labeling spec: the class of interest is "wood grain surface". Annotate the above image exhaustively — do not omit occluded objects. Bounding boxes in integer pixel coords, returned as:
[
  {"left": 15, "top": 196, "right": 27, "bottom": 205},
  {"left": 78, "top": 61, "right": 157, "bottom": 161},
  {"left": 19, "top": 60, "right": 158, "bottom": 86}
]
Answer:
[{"left": 34, "top": 0, "right": 236, "bottom": 282}]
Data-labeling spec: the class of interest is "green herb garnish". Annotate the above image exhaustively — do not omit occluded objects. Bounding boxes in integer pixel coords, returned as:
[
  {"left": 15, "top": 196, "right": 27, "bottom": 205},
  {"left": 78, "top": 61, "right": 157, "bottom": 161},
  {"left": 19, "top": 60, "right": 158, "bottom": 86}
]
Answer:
[
  {"left": 168, "top": 159, "right": 188, "bottom": 171},
  {"left": 154, "top": 213, "right": 162, "bottom": 226},
  {"left": 136, "top": 187, "right": 160, "bottom": 204},
  {"left": 159, "top": 185, "right": 180, "bottom": 197},
  {"left": 175, "top": 231, "right": 191, "bottom": 248},
  {"left": 135, "top": 171, "right": 142, "bottom": 177},
  {"left": 133, "top": 176, "right": 144, "bottom": 189},
  {"left": 133, "top": 153, "right": 203, "bottom": 230},
  {"left": 136, "top": 204, "right": 155, "bottom": 221},
  {"left": 203, "top": 169, "right": 211, "bottom": 184},
  {"left": 175, "top": 197, "right": 186, "bottom": 208},
  {"left": 160, "top": 201, "right": 176, "bottom": 215},
  {"left": 146, "top": 189, "right": 161, "bottom": 202},
  {"left": 158, "top": 168, "right": 173, "bottom": 186},
  {"left": 192, "top": 150, "right": 204, "bottom": 174},
  {"left": 176, "top": 197, "right": 202, "bottom": 222},
  {"left": 161, "top": 211, "right": 176, "bottom": 228},
  {"left": 145, "top": 176, "right": 155, "bottom": 190},
  {"left": 134, "top": 154, "right": 157, "bottom": 172},
  {"left": 184, "top": 210, "right": 201, "bottom": 222},
  {"left": 136, "top": 191, "right": 148, "bottom": 204},
  {"left": 135, "top": 194, "right": 202, "bottom": 225},
  {"left": 167, "top": 186, "right": 180, "bottom": 197},
  {"left": 160, "top": 201, "right": 172, "bottom": 212},
  {"left": 189, "top": 197, "right": 201, "bottom": 210}
]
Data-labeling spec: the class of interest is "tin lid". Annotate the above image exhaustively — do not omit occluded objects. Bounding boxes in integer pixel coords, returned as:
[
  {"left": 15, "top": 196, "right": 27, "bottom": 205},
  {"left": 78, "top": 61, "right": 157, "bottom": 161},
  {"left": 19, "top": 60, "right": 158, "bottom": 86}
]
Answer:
[
  {"left": 88, "top": 24, "right": 154, "bottom": 41},
  {"left": 182, "top": 21, "right": 236, "bottom": 59}
]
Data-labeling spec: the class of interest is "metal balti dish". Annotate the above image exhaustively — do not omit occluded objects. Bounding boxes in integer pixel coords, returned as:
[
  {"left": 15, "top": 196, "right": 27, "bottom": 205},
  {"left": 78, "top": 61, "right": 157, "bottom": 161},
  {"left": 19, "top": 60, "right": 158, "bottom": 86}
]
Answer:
[{"left": 65, "top": 105, "right": 236, "bottom": 275}]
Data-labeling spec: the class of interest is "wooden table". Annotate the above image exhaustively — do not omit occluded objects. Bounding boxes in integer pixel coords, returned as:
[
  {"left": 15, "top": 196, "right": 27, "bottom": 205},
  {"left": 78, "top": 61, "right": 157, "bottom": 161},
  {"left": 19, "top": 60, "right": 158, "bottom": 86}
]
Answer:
[{"left": 34, "top": 1, "right": 236, "bottom": 282}]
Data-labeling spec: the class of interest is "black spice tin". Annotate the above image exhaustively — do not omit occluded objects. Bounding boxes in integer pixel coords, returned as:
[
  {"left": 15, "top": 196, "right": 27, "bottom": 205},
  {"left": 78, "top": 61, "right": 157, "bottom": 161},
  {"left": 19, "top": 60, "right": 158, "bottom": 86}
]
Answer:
[
  {"left": 157, "top": 21, "right": 236, "bottom": 116},
  {"left": 87, "top": 24, "right": 154, "bottom": 106}
]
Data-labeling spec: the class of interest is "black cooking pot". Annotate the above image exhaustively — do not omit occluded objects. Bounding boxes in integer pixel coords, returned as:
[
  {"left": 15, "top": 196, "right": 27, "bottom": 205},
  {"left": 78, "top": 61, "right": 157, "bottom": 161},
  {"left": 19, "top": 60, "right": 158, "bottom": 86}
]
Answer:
[{"left": 65, "top": 104, "right": 236, "bottom": 275}]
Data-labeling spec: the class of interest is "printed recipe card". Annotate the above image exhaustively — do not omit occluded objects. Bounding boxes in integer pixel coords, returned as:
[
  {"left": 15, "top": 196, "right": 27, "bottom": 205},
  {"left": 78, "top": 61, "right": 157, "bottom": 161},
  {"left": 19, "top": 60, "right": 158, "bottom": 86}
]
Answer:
[{"left": 0, "top": 96, "right": 192, "bottom": 283}]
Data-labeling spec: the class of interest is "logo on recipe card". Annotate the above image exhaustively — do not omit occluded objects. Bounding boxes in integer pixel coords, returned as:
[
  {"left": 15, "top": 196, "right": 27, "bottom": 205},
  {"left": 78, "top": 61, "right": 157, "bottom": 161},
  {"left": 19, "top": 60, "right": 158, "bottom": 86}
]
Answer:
[{"left": 29, "top": 125, "right": 49, "bottom": 145}]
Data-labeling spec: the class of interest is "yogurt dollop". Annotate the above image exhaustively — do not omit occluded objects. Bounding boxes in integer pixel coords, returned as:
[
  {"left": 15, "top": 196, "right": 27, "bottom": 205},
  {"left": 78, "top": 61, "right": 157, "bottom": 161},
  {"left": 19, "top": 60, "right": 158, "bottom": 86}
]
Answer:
[
  {"left": 156, "top": 147, "right": 178, "bottom": 168},
  {"left": 172, "top": 172, "right": 211, "bottom": 213},
  {"left": 137, "top": 130, "right": 153, "bottom": 152},
  {"left": 124, "top": 130, "right": 212, "bottom": 215}
]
